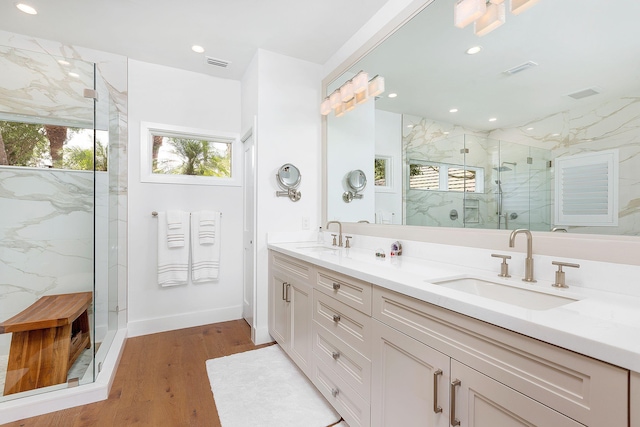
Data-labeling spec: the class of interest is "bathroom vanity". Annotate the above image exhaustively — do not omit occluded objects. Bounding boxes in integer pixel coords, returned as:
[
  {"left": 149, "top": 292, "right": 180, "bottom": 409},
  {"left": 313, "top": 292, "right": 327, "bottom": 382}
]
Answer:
[{"left": 268, "top": 241, "right": 639, "bottom": 427}]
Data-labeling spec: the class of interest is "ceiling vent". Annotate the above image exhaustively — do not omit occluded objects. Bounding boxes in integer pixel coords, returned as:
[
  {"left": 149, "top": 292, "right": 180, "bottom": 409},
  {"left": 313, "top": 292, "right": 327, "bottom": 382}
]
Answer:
[
  {"left": 205, "top": 57, "right": 230, "bottom": 68},
  {"left": 566, "top": 87, "right": 601, "bottom": 100},
  {"left": 503, "top": 61, "right": 538, "bottom": 75}
]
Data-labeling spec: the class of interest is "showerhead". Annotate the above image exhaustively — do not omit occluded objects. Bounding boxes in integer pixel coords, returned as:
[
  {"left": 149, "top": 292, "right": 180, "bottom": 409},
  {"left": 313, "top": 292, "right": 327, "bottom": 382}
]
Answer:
[{"left": 493, "top": 166, "right": 512, "bottom": 172}]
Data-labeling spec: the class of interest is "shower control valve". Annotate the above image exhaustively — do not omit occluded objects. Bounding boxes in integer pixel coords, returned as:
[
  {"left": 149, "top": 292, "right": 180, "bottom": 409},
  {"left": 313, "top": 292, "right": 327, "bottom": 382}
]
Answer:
[{"left": 491, "top": 253, "right": 512, "bottom": 278}]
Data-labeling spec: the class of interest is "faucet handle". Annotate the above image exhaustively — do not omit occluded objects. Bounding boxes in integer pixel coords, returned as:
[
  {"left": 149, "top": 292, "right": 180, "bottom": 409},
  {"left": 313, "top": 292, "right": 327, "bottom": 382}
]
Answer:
[
  {"left": 491, "top": 254, "right": 512, "bottom": 278},
  {"left": 345, "top": 236, "right": 352, "bottom": 248},
  {"left": 331, "top": 234, "right": 338, "bottom": 246},
  {"left": 551, "top": 261, "right": 580, "bottom": 288}
]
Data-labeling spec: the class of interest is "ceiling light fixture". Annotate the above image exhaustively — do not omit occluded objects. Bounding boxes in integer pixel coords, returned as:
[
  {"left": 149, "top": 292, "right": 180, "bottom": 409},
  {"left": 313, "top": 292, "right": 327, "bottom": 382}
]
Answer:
[
  {"left": 388, "top": 93, "right": 398, "bottom": 98},
  {"left": 191, "top": 45, "right": 205, "bottom": 53},
  {"left": 456, "top": 0, "right": 540, "bottom": 36},
  {"left": 449, "top": 108, "right": 459, "bottom": 113},
  {"left": 489, "top": 117, "right": 497, "bottom": 122},
  {"left": 16, "top": 3, "right": 37, "bottom": 15},
  {"left": 466, "top": 46, "right": 482, "bottom": 55},
  {"left": 320, "top": 73, "right": 384, "bottom": 117}
]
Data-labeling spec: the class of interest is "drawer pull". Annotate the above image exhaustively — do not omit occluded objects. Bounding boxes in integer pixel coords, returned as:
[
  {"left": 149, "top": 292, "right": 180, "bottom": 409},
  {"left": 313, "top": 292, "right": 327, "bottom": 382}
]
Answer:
[
  {"left": 281, "top": 282, "right": 287, "bottom": 301},
  {"left": 433, "top": 369, "right": 443, "bottom": 414},
  {"left": 450, "top": 379, "right": 461, "bottom": 426},
  {"left": 331, "top": 388, "right": 340, "bottom": 398},
  {"left": 332, "top": 351, "right": 341, "bottom": 360},
  {"left": 285, "top": 283, "right": 291, "bottom": 303},
  {"left": 332, "top": 282, "right": 341, "bottom": 290},
  {"left": 332, "top": 314, "right": 341, "bottom": 323}
]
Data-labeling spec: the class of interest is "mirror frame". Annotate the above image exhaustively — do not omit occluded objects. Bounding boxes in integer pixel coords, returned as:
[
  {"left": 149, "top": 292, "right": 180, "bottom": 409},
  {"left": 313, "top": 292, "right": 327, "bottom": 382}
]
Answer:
[{"left": 276, "top": 163, "right": 301, "bottom": 190}]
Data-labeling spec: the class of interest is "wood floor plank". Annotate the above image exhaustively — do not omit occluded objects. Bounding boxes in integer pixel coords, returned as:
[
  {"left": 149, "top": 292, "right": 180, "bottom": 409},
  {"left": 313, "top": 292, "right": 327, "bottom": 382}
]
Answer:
[{"left": 3, "top": 319, "right": 269, "bottom": 427}]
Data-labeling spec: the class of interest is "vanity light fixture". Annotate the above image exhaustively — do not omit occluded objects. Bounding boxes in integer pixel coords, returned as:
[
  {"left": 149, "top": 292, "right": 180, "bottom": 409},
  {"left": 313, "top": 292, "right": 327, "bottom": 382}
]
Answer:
[
  {"left": 191, "top": 45, "right": 205, "bottom": 53},
  {"left": 511, "top": 0, "right": 540, "bottom": 15},
  {"left": 320, "top": 73, "right": 384, "bottom": 116},
  {"left": 454, "top": 0, "right": 486, "bottom": 28},
  {"left": 475, "top": 1, "right": 506, "bottom": 36},
  {"left": 456, "top": 0, "right": 541, "bottom": 36},
  {"left": 16, "top": 3, "right": 37, "bottom": 14}
]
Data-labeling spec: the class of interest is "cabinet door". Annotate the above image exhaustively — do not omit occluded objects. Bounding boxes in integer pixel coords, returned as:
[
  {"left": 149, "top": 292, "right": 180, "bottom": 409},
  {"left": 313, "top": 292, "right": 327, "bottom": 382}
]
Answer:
[
  {"left": 371, "top": 320, "right": 450, "bottom": 427},
  {"left": 269, "top": 270, "right": 289, "bottom": 346},
  {"left": 289, "top": 280, "right": 312, "bottom": 374},
  {"left": 450, "top": 360, "right": 583, "bottom": 427}
]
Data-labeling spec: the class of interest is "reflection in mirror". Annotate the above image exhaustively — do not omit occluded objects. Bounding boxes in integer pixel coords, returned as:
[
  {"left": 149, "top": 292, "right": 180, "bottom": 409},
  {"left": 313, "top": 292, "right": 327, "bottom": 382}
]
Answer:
[
  {"left": 276, "top": 163, "right": 302, "bottom": 202},
  {"left": 325, "top": 0, "right": 640, "bottom": 235},
  {"left": 343, "top": 169, "right": 367, "bottom": 203}
]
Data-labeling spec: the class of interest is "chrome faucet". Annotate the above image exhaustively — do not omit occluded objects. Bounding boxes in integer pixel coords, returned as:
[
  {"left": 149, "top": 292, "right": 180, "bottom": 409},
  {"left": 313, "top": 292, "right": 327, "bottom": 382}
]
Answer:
[
  {"left": 326, "top": 221, "right": 343, "bottom": 247},
  {"left": 508, "top": 229, "right": 536, "bottom": 282}
]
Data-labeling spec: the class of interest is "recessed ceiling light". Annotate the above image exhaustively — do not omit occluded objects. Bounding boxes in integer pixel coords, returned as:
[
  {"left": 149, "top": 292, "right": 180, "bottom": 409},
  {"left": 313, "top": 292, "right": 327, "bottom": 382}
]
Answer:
[
  {"left": 68, "top": 72, "right": 79, "bottom": 78},
  {"left": 58, "top": 59, "right": 70, "bottom": 66},
  {"left": 526, "top": 127, "right": 534, "bottom": 131},
  {"left": 466, "top": 46, "right": 482, "bottom": 55},
  {"left": 16, "top": 3, "right": 37, "bottom": 15},
  {"left": 407, "top": 124, "right": 414, "bottom": 128},
  {"left": 388, "top": 93, "right": 398, "bottom": 98},
  {"left": 489, "top": 117, "right": 497, "bottom": 122},
  {"left": 443, "top": 131, "right": 450, "bottom": 135},
  {"left": 449, "top": 108, "right": 458, "bottom": 113},
  {"left": 191, "top": 45, "right": 205, "bottom": 53},
  {"left": 551, "top": 133, "right": 560, "bottom": 136}
]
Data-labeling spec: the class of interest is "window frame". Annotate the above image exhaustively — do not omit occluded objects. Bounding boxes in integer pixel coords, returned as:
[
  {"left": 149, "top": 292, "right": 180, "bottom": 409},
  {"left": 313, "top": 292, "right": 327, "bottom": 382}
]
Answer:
[
  {"left": 374, "top": 155, "right": 394, "bottom": 192},
  {"left": 140, "top": 122, "right": 240, "bottom": 186},
  {"left": 408, "top": 159, "right": 485, "bottom": 193}
]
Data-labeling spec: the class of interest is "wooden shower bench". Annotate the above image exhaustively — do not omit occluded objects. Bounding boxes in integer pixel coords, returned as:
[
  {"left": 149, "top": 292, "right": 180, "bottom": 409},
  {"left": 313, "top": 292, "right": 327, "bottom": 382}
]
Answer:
[{"left": 0, "top": 292, "right": 92, "bottom": 395}]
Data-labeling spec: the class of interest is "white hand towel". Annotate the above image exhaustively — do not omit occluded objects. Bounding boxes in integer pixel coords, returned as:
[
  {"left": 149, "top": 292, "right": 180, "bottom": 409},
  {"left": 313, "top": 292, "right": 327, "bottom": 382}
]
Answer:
[
  {"left": 166, "top": 210, "right": 183, "bottom": 230},
  {"left": 191, "top": 211, "right": 221, "bottom": 283},
  {"left": 157, "top": 211, "right": 190, "bottom": 287}
]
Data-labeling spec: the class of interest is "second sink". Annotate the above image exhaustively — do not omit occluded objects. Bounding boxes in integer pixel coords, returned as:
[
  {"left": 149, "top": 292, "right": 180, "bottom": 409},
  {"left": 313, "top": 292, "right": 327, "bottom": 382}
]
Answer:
[{"left": 432, "top": 277, "right": 579, "bottom": 310}]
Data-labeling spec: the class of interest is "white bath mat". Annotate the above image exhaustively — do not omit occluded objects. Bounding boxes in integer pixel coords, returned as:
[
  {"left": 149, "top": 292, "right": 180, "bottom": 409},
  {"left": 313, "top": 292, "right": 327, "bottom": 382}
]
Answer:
[{"left": 206, "top": 345, "right": 340, "bottom": 427}]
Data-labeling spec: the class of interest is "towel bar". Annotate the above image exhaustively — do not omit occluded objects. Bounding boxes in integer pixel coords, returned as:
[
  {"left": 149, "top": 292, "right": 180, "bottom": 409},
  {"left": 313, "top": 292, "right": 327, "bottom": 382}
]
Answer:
[{"left": 151, "top": 211, "right": 222, "bottom": 217}]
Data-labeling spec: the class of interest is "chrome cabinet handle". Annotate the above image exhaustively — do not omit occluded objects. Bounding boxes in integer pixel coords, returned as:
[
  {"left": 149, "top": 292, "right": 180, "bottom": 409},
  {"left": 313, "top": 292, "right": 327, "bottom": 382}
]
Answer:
[
  {"left": 433, "top": 369, "right": 443, "bottom": 414},
  {"left": 450, "top": 379, "right": 461, "bottom": 426},
  {"left": 285, "top": 283, "right": 291, "bottom": 302},
  {"left": 281, "top": 282, "right": 287, "bottom": 301},
  {"left": 332, "top": 351, "right": 340, "bottom": 360},
  {"left": 332, "top": 282, "right": 341, "bottom": 290},
  {"left": 331, "top": 388, "right": 339, "bottom": 397},
  {"left": 332, "top": 314, "right": 341, "bottom": 323}
]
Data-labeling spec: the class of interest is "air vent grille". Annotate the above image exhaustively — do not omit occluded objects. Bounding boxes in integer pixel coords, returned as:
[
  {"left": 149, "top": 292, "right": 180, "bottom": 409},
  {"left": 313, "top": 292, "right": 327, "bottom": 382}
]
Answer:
[
  {"left": 567, "top": 87, "right": 600, "bottom": 100},
  {"left": 503, "top": 61, "right": 538, "bottom": 75},
  {"left": 205, "top": 57, "right": 230, "bottom": 68}
]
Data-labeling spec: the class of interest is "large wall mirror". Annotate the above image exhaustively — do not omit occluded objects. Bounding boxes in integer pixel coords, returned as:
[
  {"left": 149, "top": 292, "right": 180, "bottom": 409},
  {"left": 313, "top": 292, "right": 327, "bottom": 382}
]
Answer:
[{"left": 325, "top": 0, "right": 640, "bottom": 236}]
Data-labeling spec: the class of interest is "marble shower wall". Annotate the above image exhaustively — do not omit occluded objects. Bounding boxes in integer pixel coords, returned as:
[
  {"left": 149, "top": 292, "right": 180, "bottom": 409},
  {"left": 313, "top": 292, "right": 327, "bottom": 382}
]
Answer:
[
  {"left": 402, "top": 115, "right": 552, "bottom": 230},
  {"left": 0, "top": 32, "right": 128, "bottom": 357},
  {"left": 490, "top": 91, "right": 640, "bottom": 236}
]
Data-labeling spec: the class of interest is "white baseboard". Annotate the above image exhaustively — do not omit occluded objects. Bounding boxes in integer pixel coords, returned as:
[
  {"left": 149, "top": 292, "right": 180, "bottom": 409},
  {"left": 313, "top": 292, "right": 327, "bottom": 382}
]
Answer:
[
  {"left": 0, "top": 328, "right": 127, "bottom": 425},
  {"left": 127, "top": 305, "right": 243, "bottom": 337},
  {"left": 253, "top": 325, "right": 274, "bottom": 346}
]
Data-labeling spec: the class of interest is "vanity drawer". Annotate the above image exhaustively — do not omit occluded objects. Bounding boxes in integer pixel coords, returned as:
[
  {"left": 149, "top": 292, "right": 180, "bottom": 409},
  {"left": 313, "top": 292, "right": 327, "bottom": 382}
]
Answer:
[
  {"left": 271, "top": 252, "right": 311, "bottom": 281},
  {"left": 313, "top": 291, "right": 372, "bottom": 357},
  {"left": 313, "top": 321, "right": 371, "bottom": 400},
  {"left": 316, "top": 267, "right": 372, "bottom": 315},
  {"left": 311, "top": 353, "right": 371, "bottom": 427},
  {"left": 373, "top": 286, "right": 628, "bottom": 427}
]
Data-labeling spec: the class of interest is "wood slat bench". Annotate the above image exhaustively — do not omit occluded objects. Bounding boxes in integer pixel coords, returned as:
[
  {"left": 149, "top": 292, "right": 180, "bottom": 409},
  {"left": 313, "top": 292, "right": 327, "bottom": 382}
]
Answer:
[{"left": 0, "top": 291, "right": 92, "bottom": 395}]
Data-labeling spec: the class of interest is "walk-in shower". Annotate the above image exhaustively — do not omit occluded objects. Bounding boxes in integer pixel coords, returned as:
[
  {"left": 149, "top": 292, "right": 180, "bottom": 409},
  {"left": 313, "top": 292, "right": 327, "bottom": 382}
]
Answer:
[
  {"left": 494, "top": 162, "right": 516, "bottom": 229},
  {"left": 0, "top": 45, "right": 121, "bottom": 405}
]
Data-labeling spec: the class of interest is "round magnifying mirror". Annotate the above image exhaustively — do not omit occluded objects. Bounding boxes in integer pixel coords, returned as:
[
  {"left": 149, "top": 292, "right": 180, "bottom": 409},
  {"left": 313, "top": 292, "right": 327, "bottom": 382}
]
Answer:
[
  {"left": 276, "top": 163, "right": 301, "bottom": 190},
  {"left": 346, "top": 169, "right": 367, "bottom": 192}
]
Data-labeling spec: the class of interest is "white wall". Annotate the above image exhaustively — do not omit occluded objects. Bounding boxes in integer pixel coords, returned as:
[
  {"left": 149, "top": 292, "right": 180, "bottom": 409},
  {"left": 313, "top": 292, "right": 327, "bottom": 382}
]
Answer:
[
  {"left": 127, "top": 59, "right": 243, "bottom": 336},
  {"left": 243, "top": 50, "right": 322, "bottom": 344},
  {"left": 374, "top": 109, "right": 402, "bottom": 224}
]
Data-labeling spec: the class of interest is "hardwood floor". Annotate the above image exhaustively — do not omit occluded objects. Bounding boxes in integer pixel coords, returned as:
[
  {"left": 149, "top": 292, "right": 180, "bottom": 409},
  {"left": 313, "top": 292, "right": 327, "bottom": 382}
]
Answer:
[{"left": 4, "top": 320, "right": 272, "bottom": 427}]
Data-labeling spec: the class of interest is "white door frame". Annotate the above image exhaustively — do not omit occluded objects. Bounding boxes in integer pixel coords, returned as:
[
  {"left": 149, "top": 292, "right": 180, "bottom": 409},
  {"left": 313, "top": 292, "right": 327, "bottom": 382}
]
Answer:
[{"left": 241, "top": 120, "right": 258, "bottom": 342}]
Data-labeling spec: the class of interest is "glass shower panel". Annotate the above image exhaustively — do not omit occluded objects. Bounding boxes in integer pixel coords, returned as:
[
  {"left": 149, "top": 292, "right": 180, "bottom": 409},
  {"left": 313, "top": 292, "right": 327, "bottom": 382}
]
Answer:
[
  {"left": 405, "top": 126, "right": 465, "bottom": 228},
  {"left": 463, "top": 134, "right": 498, "bottom": 229},
  {"left": 0, "top": 46, "right": 97, "bottom": 401},
  {"left": 527, "top": 145, "right": 553, "bottom": 231}
]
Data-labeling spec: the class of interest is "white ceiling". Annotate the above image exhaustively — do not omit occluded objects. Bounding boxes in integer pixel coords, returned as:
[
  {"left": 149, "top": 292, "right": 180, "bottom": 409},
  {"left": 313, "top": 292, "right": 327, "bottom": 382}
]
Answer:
[{"left": 0, "top": 0, "right": 390, "bottom": 80}]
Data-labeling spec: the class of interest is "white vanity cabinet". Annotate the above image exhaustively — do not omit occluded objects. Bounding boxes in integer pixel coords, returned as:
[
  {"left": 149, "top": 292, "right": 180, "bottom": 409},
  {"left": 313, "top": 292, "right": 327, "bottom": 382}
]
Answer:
[
  {"left": 310, "top": 267, "right": 373, "bottom": 427},
  {"left": 268, "top": 252, "right": 313, "bottom": 375},
  {"left": 373, "top": 286, "right": 628, "bottom": 427}
]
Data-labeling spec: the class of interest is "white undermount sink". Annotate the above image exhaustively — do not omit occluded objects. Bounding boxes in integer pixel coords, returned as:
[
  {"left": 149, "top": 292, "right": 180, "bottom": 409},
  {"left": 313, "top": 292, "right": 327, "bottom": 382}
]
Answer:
[
  {"left": 295, "top": 244, "right": 338, "bottom": 253},
  {"left": 432, "top": 277, "right": 579, "bottom": 310}
]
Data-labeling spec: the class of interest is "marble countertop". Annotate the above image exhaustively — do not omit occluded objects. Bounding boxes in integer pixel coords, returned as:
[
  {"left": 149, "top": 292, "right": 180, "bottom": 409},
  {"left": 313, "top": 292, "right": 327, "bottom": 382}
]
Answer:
[{"left": 268, "top": 241, "right": 640, "bottom": 372}]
